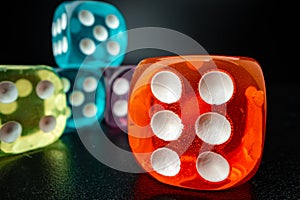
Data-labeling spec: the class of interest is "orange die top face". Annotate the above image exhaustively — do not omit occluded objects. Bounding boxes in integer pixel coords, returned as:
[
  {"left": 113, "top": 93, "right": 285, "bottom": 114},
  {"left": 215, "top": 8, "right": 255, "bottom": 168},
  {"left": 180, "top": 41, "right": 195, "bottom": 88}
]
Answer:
[{"left": 128, "top": 55, "right": 266, "bottom": 190}]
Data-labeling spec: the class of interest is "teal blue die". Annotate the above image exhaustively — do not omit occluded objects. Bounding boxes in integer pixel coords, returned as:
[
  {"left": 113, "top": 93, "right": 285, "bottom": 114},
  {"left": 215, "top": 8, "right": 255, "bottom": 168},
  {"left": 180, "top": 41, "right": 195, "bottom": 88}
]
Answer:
[
  {"left": 56, "top": 68, "right": 106, "bottom": 130},
  {"left": 52, "top": 1, "right": 127, "bottom": 68}
]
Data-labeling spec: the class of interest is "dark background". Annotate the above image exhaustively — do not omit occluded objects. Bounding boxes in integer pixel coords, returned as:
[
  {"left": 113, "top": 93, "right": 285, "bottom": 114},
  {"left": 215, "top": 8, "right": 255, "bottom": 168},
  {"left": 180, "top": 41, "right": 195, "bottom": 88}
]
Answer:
[
  {"left": 0, "top": 0, "right": 299, "bottom": 199},
  {"left": 0, "top": 0, "right": 298, "bottom": 86}
]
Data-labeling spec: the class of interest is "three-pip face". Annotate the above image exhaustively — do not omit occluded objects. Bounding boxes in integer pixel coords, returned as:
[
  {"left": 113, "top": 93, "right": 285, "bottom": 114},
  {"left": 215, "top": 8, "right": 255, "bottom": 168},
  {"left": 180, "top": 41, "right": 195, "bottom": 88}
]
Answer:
[{"left": 52, "top": 1, "right": 127, "bottom": 68}]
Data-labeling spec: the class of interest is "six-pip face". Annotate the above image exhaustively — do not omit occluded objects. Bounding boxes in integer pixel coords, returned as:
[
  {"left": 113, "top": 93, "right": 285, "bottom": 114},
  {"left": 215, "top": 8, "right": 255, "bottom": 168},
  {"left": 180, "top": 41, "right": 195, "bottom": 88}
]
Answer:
[{"left": 128, "top": 55, "right": 266, "bottom": 190}]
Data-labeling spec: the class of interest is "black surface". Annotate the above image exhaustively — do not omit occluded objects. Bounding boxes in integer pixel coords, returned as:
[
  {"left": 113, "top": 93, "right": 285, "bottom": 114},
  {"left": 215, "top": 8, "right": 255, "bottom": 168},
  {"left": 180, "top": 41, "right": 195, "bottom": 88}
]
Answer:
[
  {"left": 1, "top": 0, "right": 299, "bottom": 199},
  {"left": 0, "top": 84, "right": 299, "bottom": 199}
]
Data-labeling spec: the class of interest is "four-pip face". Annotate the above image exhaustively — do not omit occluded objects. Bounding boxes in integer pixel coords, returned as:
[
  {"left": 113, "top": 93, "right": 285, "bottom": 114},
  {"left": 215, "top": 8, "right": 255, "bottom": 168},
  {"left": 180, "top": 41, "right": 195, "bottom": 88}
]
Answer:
[
  {"left": 128, "top": 55, "right": 266, "bottom": 190},
  {"left": 52, "top": 1, "right": 127, "bottom": 68},
  {"left": 0, "top": 65, "right": 67, "bottom": 155},
  {"left": 56, "top": 68, "right": 106, "bottom": 129}
]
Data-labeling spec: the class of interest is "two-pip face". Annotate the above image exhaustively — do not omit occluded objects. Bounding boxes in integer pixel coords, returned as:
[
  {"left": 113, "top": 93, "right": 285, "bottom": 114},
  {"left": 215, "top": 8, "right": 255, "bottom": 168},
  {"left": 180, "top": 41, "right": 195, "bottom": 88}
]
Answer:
[{"left": 104, "top": 65, "right": 135, "bottom": 130}]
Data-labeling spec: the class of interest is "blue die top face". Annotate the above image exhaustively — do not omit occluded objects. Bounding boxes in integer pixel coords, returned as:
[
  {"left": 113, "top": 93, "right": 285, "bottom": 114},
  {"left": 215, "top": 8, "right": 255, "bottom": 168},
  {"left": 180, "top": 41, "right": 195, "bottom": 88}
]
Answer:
[
  {"left": 52, "top": 1, "right": 127, "bottom": 69},
  {"left": 56, "top": 68, "right": 106, "bottom": 129}
]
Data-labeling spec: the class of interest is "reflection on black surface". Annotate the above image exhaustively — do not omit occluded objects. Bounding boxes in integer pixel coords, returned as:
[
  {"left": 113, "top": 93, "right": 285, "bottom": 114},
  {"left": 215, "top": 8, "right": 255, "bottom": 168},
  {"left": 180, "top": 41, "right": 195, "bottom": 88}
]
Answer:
[
  {"left": 0, "top": 138, "right": 73, "bottom": 198},
  {"left": 0, "top": 85, "right": 299, "bottom": 199},
  {"left": 132, "top": 174, "right": 252, "bottom": 200},
  {"left": 40, "top": 139, "right": 72, "bottom": 193},
  {"left": 100, "top": 121, "right": 131, "bottom": 151},
  {"left": 0, "top": 138, "right": 70, "bottom": 170},
  {"left": 76, "top": 121, "right": 144, "bottom": 173}
]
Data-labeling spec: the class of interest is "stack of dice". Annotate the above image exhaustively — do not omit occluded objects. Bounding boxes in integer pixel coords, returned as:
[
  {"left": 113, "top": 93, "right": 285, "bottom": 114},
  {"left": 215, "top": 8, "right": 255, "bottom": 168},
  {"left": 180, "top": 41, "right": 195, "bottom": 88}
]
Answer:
[{"left": 51, "top": 1, "right": 134, "bottom": 131}]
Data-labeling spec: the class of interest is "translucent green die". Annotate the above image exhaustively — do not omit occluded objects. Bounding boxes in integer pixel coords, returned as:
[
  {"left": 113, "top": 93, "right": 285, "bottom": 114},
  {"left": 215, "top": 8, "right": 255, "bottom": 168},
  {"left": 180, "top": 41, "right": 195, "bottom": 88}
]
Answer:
[{"left": 0, "top": 65, "right": 67, "bottom": 156}]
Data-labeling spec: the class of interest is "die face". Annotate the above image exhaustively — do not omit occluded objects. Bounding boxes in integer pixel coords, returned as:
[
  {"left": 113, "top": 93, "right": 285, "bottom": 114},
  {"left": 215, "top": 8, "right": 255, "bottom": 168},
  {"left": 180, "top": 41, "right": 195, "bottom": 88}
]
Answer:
[
  {"left": 103, "top": 66, "right": 135, "bottom": 130},
  {"left": 128, "top": 55, "right": 266, "bottom": 190},
  {"left": 0, "top": 65, "right": 67, "bottom": 155},
  {"left": 56, "top": 68, "right": 105, "bottom": 129},
  {"left": 52, "top": 1, "right": 127, "bottom": 68}
]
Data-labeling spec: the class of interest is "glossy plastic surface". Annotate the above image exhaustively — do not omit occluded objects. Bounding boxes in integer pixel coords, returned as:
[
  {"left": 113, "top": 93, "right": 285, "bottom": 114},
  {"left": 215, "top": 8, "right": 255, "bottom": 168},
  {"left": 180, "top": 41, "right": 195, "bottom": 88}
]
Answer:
[
  {"left": 104, "top": 65, "right": 135, "bottom": 129},
  {"left": 0, "top": 65, "right": 67, "bottom": 155},
  {"left": 128, "top": 55, "right": 266, "bottom": 190},
  {"left": 56, "top": 68, "right": 106, "bottom": 129},
  {"left": 52, "top": 1, "right": 127, "bottom": 68}
]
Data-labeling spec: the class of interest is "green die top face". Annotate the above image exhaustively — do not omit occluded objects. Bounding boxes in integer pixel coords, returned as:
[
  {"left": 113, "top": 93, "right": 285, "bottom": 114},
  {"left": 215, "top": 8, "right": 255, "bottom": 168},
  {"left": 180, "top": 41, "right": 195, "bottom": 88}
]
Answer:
[{"left": 0, "top": 65, "right": 67, "bottom": 156}]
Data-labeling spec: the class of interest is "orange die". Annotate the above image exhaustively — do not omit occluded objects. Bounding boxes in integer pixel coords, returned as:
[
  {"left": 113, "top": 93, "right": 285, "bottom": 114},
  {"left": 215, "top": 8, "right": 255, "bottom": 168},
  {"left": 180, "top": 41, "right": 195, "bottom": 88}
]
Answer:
[{"left": 128, "top": 55, "right": 266, "bottom": 190}]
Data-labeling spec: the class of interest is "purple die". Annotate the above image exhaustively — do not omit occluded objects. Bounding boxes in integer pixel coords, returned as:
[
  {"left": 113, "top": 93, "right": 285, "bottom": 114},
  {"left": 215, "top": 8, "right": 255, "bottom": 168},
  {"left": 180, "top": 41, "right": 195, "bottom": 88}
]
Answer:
[{"left": 104, "top": 65, "right": 135, "bottom": 130}]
